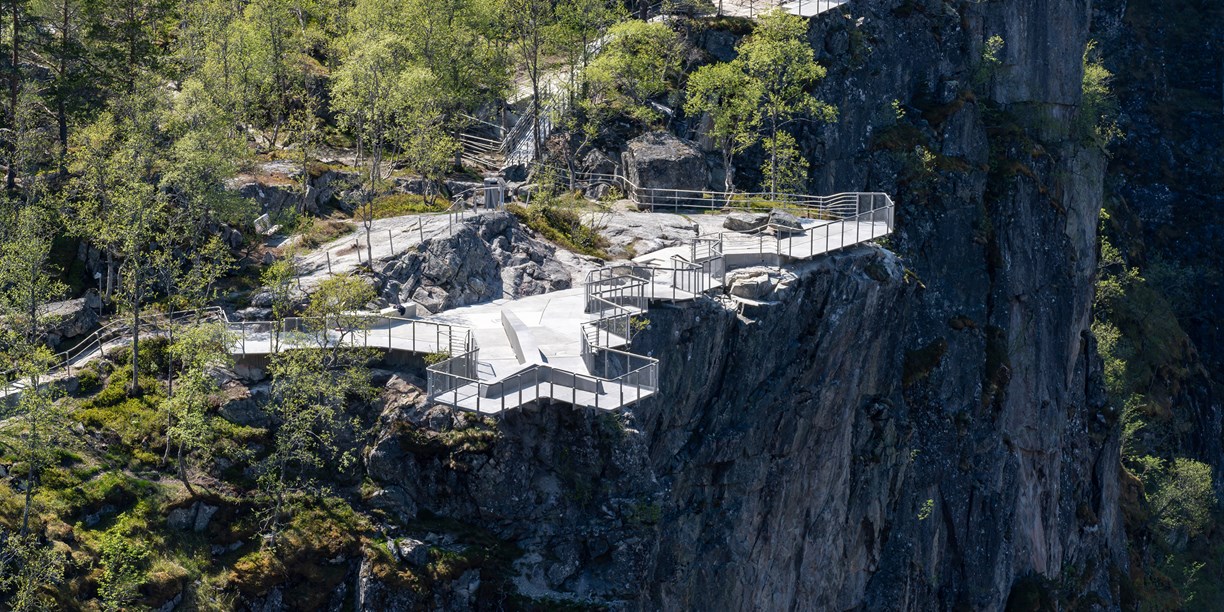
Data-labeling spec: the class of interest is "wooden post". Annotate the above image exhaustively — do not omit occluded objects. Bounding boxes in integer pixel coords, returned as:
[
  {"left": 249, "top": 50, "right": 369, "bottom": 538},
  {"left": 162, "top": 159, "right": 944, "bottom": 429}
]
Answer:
[
  {"left": 388, "top": 229, "right": 395, "bottom": 255},
  {"left": 326, "top": 251, "right": 332, "bottom": 274}
]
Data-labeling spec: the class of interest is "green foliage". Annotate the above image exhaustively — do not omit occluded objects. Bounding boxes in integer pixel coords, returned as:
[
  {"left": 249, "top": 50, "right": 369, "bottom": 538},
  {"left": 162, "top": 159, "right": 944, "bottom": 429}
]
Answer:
[
  {"left": 164, "top": 322, "right": 235, "bottom": 492},
  {"left": 506, "top": 202, "right": 611, "bottom": 260},
  {"left": 229, "top": 496, "right": 367, "bottom": 606},
  {"left": 684, "top": 9, "right": 838, "bottom": 191},
  {"left": 98, "top": 507, "right": 153, "bottom": 611},
  {"left": 1078, "top": 40, "right": 1123, "bottom": 150},
  {"left": 258, "top": 343, "right": 373, "bottom": 542},
  {"left": 734, "top": 9, "right": 836, "bottom": 193},
  {"left": 684, "top": 60, "right": 763, "bottom": 192},
  {"left": 583, "top": 20, "right": 686, "bottom": 126},
  {"left": 760, "top": 131, "right": 809, "bottom": 194},
  {"left": 973, "top": 35, "right": 1005, "bottom": 88},
  {"left": 0, "top": 531, "right": 67, "bottom": 612},
  {"left": 1144, "top": 458, "right": 1216, "bottom": 540}
]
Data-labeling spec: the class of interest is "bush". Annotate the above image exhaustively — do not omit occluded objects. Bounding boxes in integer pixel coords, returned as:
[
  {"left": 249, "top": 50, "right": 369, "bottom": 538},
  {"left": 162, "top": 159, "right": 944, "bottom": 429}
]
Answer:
[
  {"left": 97, "top": 507, "right": 153, "bottom": 611},
  {"left": 296, "top": 217, "right": 354, "bottom": 250},
  {"left": 507, "top": 203, "right": 610, "bottom": 260}
]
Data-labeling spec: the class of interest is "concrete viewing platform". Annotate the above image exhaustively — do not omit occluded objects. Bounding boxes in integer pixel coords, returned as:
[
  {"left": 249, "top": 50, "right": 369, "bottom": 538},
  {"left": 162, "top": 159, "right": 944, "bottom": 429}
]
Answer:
[{"left": 5, "top": 194, "right": 894, "bottom": 415}]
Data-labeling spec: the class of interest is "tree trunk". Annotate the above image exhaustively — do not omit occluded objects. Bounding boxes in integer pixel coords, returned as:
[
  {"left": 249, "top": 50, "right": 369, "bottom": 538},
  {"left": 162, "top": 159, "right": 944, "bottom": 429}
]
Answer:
[
  {"left": 177, "top": 442, "right": 195, "bottom": 497},
  {"left": 7, "top": 0, "right": 19, "bottom": 192},
  {"left": 531, "top": 71, "right": 542, "bottom": 162},
  {"left": 130, "top": 295, "right": 141, "bottom": 395},
  {"left": 770, "top": 107, "right": 779, "bottom": 196},
  {"left": 724, "top": 147, "right": 734, "bottom": 194},
  {"left": 57, "top": 0, "right": 69, "bottom": 172},
  {"left": 105, "top": 251, "right": 114, "bottom": 299},
  {"left": 20, "top": 431, "right": 33, "bottom": 535}
]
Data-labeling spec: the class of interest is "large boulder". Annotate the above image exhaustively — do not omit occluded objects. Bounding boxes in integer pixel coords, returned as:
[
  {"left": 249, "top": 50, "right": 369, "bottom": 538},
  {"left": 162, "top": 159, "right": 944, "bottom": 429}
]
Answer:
[
  {"left": 41, "top": 292, "right": 102, "bottom": 348},
  {"left": 768, "top": 209, "right": 805, "bottom": 234},
  {"left": 723, "top": 212, "right": 769, "bottom": 232},
  {"left": 621, "top": 132, "right": 708, "bottom": 209},
  {"left": 579, "top": 149, "right": 618, "bottom": 177},
  {"left": 727, "top": 271, "right": 776, "bottom": 300},
  {"left": 380, "top": 212, "right": 571, "bottom": 313}
]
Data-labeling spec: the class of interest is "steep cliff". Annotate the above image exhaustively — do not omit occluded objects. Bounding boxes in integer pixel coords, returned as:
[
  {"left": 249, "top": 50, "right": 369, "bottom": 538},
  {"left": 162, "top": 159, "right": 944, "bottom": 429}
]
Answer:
[{"left": 358, "top": 1, "right": 1122, "bottom": 609}]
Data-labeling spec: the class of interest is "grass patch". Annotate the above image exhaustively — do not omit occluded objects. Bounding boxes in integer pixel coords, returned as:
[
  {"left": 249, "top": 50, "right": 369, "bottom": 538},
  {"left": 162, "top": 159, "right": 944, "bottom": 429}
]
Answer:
[
  {"left": 507, "top": 203, "right": 610, "bottom": 259},
  {"left": 295, "top": 217, "right": 354, "bottom": 250},
  {"left": 227, "top": 496, "right": 368, "bottom": 608},
  {"left": 351, "top": 193, "right": 450, "bottom": 221},
  {"left": 75, "top": 364, "right": 166, "bottom": 467}
]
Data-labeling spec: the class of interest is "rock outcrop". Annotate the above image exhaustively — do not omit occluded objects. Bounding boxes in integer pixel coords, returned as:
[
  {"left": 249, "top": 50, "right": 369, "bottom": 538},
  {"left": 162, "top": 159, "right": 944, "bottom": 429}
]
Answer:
[
  {"left": 379, "top": 212, "right": 571, "bottom": 313},
  {"left": 41, "top": 292, "right": 102, "bottom": 348},
  {"left": 621, "top": 132, "right": 707, "bottom": 208},
  {"left": 360, "top": 1, "right": 1123, "bottom": 610}
]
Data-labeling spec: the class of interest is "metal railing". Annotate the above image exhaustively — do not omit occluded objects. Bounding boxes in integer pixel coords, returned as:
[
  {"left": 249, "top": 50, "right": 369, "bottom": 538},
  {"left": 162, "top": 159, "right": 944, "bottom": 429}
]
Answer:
[
  {"left": 1, "top": 307, "right": 475, "bottom": 399},
  {"left": 712, "top": 0, "right": 849, "bottom": 18},
  {"left": 426, "top": 353, "right": 657, "bottom": 414},
  {"left": 535, "top": 164, "right": 893, "bottom": 224},
  {"left": 2, "top": 307, "right": 228, "bottom": 387}
]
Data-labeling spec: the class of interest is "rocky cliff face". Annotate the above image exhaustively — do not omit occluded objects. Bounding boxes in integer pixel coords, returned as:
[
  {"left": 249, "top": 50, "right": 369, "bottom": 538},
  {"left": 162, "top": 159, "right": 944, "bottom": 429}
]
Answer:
[
  {"left": 355, "top": 1, "right": 1123, "bottom": 609},
  {"left": 1090, "top": 0, "right": 1223, "bottom": 471}
]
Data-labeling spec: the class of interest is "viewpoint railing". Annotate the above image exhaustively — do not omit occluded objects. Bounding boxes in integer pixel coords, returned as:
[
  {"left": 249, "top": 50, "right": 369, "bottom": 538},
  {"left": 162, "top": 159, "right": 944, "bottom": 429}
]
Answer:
[
  {"left": 1, "top": 307, "right": 228, "bottom": 389},
  {"left": 1, "top": 307, "right": 477, "bottom": 398},
  {"left": 535, "top": 164, "right": 894, "bottom": 228}
]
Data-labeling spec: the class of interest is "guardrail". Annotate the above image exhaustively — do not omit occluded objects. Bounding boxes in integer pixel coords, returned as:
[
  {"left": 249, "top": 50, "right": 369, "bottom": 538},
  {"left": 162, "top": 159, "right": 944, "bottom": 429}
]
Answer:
[
  {"left": 2, "top": 306, "right": 228, "bottom": 387},
  {"left": 533, "top": 164, "right": 893, "bottom": 225},
  {"left": 2, "top": 307, "right": 475, "bottom": 399}
]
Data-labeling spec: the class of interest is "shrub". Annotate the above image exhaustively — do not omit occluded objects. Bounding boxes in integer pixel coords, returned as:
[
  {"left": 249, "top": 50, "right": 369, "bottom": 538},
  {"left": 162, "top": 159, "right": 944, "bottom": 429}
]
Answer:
[
  {"left": 97, "top": 505, "right": 155, "bottom": 611},
  {"left": 507, "top": 203, "right": 610, "bottom": 260},
  {"left": 295, "top": 217, "right": 354, "bottom": 250}
]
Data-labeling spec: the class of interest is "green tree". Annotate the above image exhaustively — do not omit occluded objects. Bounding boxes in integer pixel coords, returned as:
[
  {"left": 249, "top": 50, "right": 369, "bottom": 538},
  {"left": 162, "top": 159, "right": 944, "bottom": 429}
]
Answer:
[
  {"left": 583, "top": 20, "right": 685, "bottom": 126},
  {"left": 333, "top": 30, "right": 405, "bottom": 263},
  {"left": 260, "top": 255, "right": 299, "bottom": 352},
  {"left": 67, "top": 86, "right": 169, "bottom": 395},
  {"left": 684, "top": 59, "right": 762, "bottom": 192},
  {"left": 164, "top": 321, "right": 232, "bottom": 495},
  {"left": 1144, "top": 457, "right": 1216, "bottom": 540},
  {"left": 259, "top": 286, "right": 373, "bottom": 546},
  {"left": 736, "top": 9, "right": 835, "bottom": 194},
  {"left": 29, "top": 0, "right": 92, "bottom": 162},
  {"left": 1078, "top": 39, "right": 1121, "bottom": 150},
  {"left": 96, "top": 508, "right": 150, "bottom": 611},
  {"left": 504, "top": 0, "right": 555, "bottom": 162},
  {"left": 0, "top": 530, "right": 66, "bottom": 611},
  {"left": 395, "top": 68, "right": 460, "bottom": 207},
  {"left": 303, "top": 273, "right": 376, "bottom": 355},
  {"left": 0, "top": 206, "right": 70, "bottom": 536},
  {"left": 553, "top": 0, "right": 623, "bottom": 105}
]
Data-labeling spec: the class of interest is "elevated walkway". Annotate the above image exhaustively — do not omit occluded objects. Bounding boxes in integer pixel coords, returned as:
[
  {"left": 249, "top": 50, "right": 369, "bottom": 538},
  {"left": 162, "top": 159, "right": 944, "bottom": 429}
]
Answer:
[{"left": 6, "top": 193, "right": 894, "bottom": 416}]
